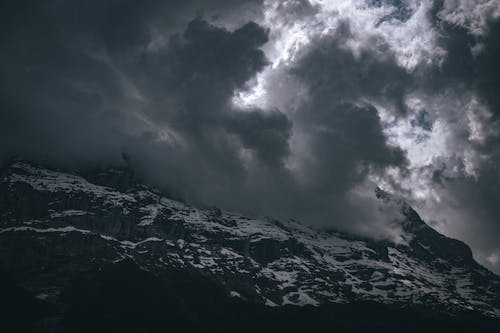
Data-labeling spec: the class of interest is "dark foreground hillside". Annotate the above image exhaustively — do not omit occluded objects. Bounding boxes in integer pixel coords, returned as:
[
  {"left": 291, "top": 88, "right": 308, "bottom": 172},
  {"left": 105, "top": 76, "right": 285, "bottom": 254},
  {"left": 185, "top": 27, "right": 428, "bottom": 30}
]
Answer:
[{"left": 2, "top": 261, "right": 500, "bottom": 333}]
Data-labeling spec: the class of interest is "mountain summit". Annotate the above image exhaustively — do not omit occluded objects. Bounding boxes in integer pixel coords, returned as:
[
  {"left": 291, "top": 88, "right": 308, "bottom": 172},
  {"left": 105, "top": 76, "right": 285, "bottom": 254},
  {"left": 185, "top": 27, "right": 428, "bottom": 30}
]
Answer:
[{"left": 1, "top": 161, "right": 499, "bottom": 332}]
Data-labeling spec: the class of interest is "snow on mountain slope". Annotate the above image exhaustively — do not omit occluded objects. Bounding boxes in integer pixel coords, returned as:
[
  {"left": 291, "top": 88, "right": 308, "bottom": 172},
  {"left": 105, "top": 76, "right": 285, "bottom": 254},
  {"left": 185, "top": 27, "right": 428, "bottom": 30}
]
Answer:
[{"left": 0, "top": 161, "right": 499, "bottom": 317}]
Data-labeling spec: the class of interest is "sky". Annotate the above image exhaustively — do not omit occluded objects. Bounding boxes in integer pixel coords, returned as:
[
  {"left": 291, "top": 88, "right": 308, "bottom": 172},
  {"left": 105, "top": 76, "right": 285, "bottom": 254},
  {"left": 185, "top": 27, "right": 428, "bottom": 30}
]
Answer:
[{"left": 1, "top": 0, "right": 500, "bottom": 274}]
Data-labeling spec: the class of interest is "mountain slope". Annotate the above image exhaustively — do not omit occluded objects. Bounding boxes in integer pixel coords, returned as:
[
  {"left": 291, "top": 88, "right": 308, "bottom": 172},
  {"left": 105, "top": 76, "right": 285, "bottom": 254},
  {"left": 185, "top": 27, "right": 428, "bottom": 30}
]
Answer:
[{"left": 1, "top": 161, "right": 500, "bottom": 332}]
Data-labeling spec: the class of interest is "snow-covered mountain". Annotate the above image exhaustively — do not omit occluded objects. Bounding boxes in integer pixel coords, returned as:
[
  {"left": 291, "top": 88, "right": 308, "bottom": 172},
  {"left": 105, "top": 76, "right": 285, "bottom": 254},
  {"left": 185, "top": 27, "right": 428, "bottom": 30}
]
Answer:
[{"left": 1, "top": 161, "right": 500, "bottom": 332}]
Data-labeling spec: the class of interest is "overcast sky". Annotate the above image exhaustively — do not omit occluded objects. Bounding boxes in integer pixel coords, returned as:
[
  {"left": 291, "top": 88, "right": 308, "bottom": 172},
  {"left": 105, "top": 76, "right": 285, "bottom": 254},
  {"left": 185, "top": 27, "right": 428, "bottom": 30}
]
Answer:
[{"left": 1, "top": 0, "right": 500, "bottom": 274}]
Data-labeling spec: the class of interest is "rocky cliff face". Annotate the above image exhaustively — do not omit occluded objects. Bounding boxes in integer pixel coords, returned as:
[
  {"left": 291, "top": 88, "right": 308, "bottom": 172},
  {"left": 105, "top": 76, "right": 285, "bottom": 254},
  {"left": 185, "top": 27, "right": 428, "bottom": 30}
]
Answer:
[{"left": 1, "top": 161, "right": 500, "bottom": 332}]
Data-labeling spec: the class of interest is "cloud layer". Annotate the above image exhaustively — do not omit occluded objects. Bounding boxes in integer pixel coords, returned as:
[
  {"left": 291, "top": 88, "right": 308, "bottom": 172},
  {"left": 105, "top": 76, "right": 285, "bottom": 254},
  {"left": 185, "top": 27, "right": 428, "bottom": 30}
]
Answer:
[{"left": 1, "top": 0, "right": 500, "bottom": 273}]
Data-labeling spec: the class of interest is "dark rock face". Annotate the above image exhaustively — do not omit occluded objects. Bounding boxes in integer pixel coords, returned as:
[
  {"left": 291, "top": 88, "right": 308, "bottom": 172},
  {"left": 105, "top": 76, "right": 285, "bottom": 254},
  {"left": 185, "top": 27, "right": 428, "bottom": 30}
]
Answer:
[
  {"left": 402, "top": 206, "right": 475, "bottom": 264},
  {"left": 1, "top": 161, "right": 500, "bottom": 332},
  {"left": 3, "top": 263, "right": 500, "bottom": 333}
]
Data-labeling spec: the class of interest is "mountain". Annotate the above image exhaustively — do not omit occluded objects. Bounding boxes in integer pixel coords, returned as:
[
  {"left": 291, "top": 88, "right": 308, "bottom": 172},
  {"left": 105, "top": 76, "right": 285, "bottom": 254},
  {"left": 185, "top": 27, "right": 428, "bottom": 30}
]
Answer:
[{"left": 1, "top": 161, "right": 500, "bottom": 332}]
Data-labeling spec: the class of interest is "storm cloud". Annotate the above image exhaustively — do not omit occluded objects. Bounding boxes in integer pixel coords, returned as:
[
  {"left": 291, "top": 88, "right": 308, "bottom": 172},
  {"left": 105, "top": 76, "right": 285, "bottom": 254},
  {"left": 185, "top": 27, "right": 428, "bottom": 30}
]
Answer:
[{"left": 1, "top": 0, "right": 500, "bottom": 273}]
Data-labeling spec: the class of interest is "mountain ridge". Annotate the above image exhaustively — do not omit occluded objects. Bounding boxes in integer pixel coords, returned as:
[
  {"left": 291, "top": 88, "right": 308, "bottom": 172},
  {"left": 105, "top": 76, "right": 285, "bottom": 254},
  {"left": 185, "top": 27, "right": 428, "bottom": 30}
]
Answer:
[{"left": 1, "top": 160, "right": 500, "bottom": 331}]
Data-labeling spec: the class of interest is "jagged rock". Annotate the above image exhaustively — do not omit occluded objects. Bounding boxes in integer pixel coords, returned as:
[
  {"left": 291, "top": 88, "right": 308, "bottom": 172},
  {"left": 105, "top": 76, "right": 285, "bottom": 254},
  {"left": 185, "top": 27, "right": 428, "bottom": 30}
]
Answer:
[{"left": 1, "top": 161, "right": 499, "bottom": 322}]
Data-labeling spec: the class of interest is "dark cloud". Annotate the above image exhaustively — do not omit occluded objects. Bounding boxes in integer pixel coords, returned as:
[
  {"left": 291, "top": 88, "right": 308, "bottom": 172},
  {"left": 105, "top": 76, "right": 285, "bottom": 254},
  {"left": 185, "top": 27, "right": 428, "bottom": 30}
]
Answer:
[
  {"left": 291, "top": 23, "right": 413, "bottom": 115},
  {"left": 2, "top": 0, "right": 499, "bottom": 270},
  {"left": 226, "top": 110, "right": 292, "bottom": 166},
  {"left": 0, "top": 0, "right": 411, "bottom": 241},
  {"left": 294, "top": 102, "right": 406, "bottom": 194},
  {"left": 0, "top": 0, "right": 293, "bottom": 214},
  {"left": 429, "top": 8, "right": 500, "bottom": 120},
  {"left": 274, "top": 30, "right": 409, "bottom": 234},
  {"left": 290, "top": 27, "right": 408, "bottom": 183},
  {"left": 159, "top": 18, "right": 269, "bottom": 124}
]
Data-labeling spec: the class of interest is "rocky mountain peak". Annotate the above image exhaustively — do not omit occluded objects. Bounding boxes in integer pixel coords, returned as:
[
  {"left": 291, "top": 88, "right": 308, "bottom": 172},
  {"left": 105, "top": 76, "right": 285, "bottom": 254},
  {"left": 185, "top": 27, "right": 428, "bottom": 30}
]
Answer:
[{"left": 1, "top": 161, "right": 500, "bottom": 331}]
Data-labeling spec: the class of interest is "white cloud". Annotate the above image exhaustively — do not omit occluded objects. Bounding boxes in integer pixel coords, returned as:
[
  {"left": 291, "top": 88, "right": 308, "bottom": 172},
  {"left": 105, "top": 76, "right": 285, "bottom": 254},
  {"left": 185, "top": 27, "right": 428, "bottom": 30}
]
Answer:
[
  {"left": 231, "top": 0, "right": 500, "bottom": 265},
  {"left": 437, "top": 0, "right": 500, "bottom": 36},
  {"left": 235, "top": 0, "right": 445, "bottom": 110},
  {"left": 486, "top": 250, "right": 500, "bottom": 266}
]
